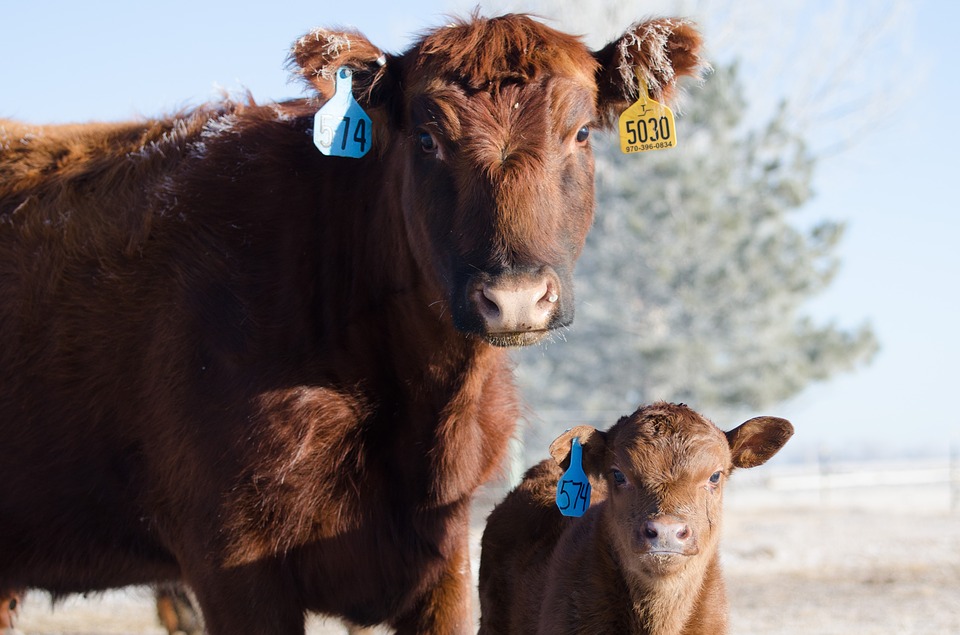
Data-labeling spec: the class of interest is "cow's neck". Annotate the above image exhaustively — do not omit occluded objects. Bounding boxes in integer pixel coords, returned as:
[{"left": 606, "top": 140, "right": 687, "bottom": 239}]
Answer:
[
  {"left": 377, "top": 293, "right": 516, "bottom": 504},
  {"left": 615, "top": 543, "right": 724, "bottom": 635},
  {"left": 342, "top": 152, "right": 506, "bottom": 391},
  {"left": 301, "top": 148, "right": 518, "bottom": 504}
]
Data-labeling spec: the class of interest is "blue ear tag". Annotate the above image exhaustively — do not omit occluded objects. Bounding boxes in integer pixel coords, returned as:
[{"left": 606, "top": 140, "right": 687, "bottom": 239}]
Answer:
[
  {"left": 556, "top": 437, "right": 591, "bottom": 517},
  {"left": 313, "top": 67, "right": 372, "bottom": 158}
]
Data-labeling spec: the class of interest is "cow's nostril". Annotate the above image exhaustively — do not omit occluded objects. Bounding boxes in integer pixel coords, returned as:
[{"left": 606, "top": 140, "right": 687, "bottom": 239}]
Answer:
[
  {"left": 643, "top": 522, "right": 659, "bottom": 539},
  {"left": 676, "top": 525, "right": 691, "bottom": 542},
  {"left": 542, "top": 284, "right": 559, "bottom": 305},
  {"left": 479, "top": 287, "right": 502, "bottom": 318}
]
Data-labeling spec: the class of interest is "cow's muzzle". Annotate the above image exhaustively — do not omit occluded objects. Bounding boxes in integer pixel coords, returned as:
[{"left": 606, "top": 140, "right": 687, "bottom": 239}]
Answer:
[{"left": 467, "top": 268, "right": 563, "bottom": 347}]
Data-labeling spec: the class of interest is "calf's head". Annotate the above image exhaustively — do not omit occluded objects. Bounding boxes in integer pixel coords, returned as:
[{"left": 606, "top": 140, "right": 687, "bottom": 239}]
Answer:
[
  {"left": 291, "top": 15, "right": 703, "bottom": 346},
  {"left": 550, "top": 403, "right": 793, "bottom": 579}
]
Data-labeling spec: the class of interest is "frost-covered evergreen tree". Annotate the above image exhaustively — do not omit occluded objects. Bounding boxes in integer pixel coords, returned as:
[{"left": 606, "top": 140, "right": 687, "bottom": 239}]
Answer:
[{"left": 513, "top": 62, "right": 878, "bottom": 436}]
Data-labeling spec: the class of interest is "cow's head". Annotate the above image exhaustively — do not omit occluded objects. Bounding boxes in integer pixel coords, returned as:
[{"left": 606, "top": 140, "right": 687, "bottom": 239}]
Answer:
[
  {"left": 291, "top": 15, "right": 703, "bottom": 346},
  {"left": 550, "top": 403, "right": 792, "bottom": 579}
]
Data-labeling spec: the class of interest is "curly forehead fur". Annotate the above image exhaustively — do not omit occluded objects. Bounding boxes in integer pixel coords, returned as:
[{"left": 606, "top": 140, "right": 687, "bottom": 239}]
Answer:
[
  {"left": 609, "top": 403, "right": 728, "bottom": 462},
  {"left": 410, "top": 14, "right": 598, "bottom": 90}
]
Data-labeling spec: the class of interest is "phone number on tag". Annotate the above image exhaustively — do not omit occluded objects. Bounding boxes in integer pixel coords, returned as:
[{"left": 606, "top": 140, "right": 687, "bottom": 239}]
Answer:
[{"left": 624, "top": 141, "right": 673, "bottom": 153}]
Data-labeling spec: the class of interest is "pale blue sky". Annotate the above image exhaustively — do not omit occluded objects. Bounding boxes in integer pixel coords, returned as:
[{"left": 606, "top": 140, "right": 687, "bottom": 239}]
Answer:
[
  {"left": 2, "top": 1, "right": 957, "bottom": 459},
  {"left": 776, "top": 1, "right": 960, "bottom": 457}
]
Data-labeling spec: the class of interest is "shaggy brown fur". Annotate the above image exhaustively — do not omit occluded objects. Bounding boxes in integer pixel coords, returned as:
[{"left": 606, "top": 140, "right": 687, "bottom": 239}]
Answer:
[
  {"left": 479, "top": 403, "right": 793, "bottom": 635},
  {"left": 0, "top": 15, "right": 702, "bottom": 635}
]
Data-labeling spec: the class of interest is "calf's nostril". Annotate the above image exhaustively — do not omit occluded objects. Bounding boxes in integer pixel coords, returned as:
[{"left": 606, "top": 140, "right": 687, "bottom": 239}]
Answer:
[
  {"left": 643, "top": 522, "right": 659, "bottom": 539},
  {"left": 676, "top": 525, "right": 691, "bottom": 542}
]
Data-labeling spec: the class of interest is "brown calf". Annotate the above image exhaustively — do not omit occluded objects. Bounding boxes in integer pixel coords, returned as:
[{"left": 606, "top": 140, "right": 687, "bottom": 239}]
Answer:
[
  {"left": 479, "top": 402, "right": 793, "bottom": 635},
  {"left": 0, "top": 14, "right": 703, "bottom": 635}
]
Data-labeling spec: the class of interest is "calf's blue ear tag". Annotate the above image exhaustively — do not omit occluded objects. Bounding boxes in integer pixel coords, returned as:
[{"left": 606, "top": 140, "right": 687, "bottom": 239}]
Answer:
[
  {"left": 313, "top": 67, "right": 372, "bottom": 158},
  {"left": 556, "top": 437, "right": 591, "bottom": 517}
]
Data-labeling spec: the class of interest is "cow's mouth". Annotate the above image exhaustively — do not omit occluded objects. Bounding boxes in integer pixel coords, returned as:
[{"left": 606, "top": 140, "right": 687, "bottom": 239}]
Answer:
[
  {"left": 482, "top": 330, "right": 550, "bottom": 348},
  {"left": 635, "top": 551, "right": 694, "bottom": 575}
]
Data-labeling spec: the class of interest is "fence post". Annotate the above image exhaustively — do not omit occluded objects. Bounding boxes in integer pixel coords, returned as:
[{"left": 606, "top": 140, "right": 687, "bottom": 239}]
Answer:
[
  {"left": 951, "top": 441, "right": 960, "bottom": 513},
  {"left": 817, "top": 445, "right": 831, "bottom": 506}
]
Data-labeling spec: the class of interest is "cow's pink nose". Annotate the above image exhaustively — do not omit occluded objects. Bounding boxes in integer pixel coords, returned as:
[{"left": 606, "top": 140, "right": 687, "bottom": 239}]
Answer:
[
  {"left": 475, "top": 277, "right": 559, "bottom": 333},
  {"left": 643, "top": 520, "right": 691, "bottom": 542},
  {"left": 641, "top": 518, "right": 693, "bottom": 553}
]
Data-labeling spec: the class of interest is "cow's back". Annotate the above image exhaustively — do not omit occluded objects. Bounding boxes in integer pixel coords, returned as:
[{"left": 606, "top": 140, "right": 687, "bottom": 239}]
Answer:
[
  {"left": 0, "top": 102, "right": 330, "bottom": 590},
  {"left": 1, "top": 112, "right": 219, "bottom": 588},
  {"left": 479, "top": 460, "right": 608, "bottom": 634}
]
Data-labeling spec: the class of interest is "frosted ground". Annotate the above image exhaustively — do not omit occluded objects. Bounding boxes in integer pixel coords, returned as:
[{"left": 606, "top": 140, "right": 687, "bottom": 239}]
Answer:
[{"left": 10, "top": 460, "right": 960, "bottom": 635}]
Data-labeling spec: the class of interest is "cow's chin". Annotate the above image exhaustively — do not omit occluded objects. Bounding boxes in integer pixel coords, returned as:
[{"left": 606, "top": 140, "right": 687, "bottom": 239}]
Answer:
[
  {"left": 633, "top": 552, "right": 694, "bottom": 577},
  {"left": 482, "top": 330, "right": 550, "bottom": 348}
]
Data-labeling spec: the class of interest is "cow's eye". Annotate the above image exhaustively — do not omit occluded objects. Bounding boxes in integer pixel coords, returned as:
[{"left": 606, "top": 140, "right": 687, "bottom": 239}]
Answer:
[
  {"left": 611, "top": 468, "right": 627, "bottom": 486},
  {"left": 575, "top": 125, "right": 590, "bottom": 143},
  {"left": 418, "top": 131, "right": 438, "bottom": 154},
  {"left": 709, "top": 471, "right": 722, "bottom": 485}
]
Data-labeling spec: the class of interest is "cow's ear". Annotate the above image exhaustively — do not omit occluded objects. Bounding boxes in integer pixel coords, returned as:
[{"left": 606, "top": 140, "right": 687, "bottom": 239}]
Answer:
[
  {"left": 726, "top": 417, "right": 794, "bottom": 469},
  {"left": 592, "top": 18, "right": 705, "bottom": 126},
  {"left": 289, "top": 28, "right": 397, "bottom": 110},
  {"left": 549, "top": 425, "right": 608, "bottom": 477}
]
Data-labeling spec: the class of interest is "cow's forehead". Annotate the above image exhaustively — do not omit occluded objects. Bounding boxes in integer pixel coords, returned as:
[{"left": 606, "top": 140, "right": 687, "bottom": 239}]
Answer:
[
  {"left": 611, "top": 406, "right": 731, "bottom": 476},
  {"left": 408, "top": 76, "right": 596, "bottom": 140},
  {"left": 404, "top": 15, "right": 598, "bottom": 93}
]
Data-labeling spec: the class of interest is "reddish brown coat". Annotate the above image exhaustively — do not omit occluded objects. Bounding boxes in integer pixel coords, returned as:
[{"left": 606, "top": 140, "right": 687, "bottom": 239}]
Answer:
[
  {"left": 479, "top": 403, "right": 793, "bottom": 635},
  {"left": 0, "top": 15, "right": 702, "bottom": 635}
]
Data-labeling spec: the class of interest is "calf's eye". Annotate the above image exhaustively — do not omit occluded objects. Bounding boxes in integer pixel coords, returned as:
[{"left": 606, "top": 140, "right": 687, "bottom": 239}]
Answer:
[
  {"left": 709, "top": 471, "right": 722, "bottom": 484},
  {"left": 575, "top": 125, "right": 590, "bottom": 143},
  {"left": 611, "top": 468, "right": 627, "bottom": 486}
]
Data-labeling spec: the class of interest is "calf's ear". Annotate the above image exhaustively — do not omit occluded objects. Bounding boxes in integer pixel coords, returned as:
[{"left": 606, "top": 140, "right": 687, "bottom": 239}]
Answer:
[
  {"left": 593, "top": 18, "right": 705, "bottom": 126},
  {"left": 726, "top": 417, "right": 794, "bottom": 469},
  {"left": 549, "top": 425, "right": 608, "bottom": 477},
  {"left": 289, "top": 28, "right": 398, "bottom": 111}
]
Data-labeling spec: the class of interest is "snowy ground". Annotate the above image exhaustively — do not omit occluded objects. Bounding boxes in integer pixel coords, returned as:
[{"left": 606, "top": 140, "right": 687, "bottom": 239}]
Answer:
[{"left": 9, "top": 461, "right": 960, "bottom": 635}]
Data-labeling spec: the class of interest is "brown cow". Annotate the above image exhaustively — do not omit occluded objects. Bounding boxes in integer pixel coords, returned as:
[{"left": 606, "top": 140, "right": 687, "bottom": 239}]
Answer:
[
  {"left": 479, "top": 402, "right": 793, "bottom": 635},
  {"left": 0, "top": 14, "right": 702, "bottom": 635}
]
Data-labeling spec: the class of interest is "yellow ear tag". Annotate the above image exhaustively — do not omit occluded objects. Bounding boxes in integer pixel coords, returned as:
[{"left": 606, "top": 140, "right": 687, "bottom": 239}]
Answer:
[{"left": 618, "top": 74, "right": 677, "bottom": 154}]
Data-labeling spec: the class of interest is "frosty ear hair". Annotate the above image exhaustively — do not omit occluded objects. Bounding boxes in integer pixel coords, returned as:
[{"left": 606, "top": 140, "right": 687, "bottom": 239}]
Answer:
[
  {"left": 549, "top": 425, "right": 609, "bottom": 477},
  {"left": 289, "top": 28, "right": 392, "bottom": 106},
  {"left": 593, "top": 17, "right": 705, "bottom": 125},
  {"left": 726, "top": 416, "right": 794, "bottom": 469}
]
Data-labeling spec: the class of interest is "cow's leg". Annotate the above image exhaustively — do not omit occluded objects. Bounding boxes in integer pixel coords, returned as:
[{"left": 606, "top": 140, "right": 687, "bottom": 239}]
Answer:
[
  {"left": 391, "top": 528, "right": 473, "bottom": 635},
  {"left": 156, "top": 582, "right": 203, "bottom": 635},
  {"left": 184, "top": 565, "right": 304, "bottom": 635}
]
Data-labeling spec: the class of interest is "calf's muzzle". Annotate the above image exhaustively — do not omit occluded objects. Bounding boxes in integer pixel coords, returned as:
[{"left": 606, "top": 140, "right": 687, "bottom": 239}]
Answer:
[{"left": 638, "top": 516, "right": 699, "bottom": 556}]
